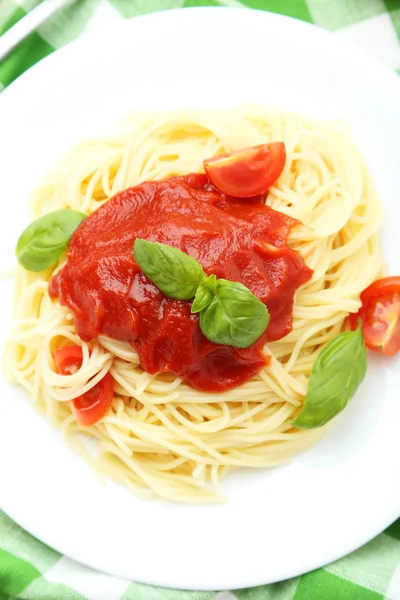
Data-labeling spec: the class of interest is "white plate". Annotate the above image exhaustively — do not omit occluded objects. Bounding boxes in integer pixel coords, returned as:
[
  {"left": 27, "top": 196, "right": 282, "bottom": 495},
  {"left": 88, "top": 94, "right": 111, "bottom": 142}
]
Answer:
[{"left": 0, "top": 7, "right": 399, "bottom": 591}]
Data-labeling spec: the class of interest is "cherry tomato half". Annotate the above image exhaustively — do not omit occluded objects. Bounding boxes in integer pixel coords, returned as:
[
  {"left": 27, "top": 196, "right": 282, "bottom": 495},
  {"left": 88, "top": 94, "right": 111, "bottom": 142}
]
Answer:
[
  {"left": 53, "top": 345, "right": 114, "bottom": 425},
  {"left": 71, "top": 372, "right": 114, "bottom": 427},
  {"left": 53, "top": 345, "right": 84, "bottom": 375},
  {"left": 348, "top": 276, "right": 400, "bottom": 356},
  {"left": 203, "top": 142, "right": 286, "bottom": 198}
]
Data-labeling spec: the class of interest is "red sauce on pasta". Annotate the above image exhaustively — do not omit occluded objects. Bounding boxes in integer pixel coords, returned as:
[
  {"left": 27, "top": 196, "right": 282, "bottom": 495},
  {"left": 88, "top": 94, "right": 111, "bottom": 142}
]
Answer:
[{"left": 49, "top": 174, "right": 312, "bottom": 391}]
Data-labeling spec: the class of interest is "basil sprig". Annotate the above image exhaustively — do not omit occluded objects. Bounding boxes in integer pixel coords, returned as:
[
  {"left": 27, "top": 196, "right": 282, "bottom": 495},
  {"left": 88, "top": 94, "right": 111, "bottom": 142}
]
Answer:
[
  {"left": 16, "top": 209, "right": 86, "bottom": 272},
  {"left": 133, "top": 239, "right": 270, "bottom": 348},
  {"left": 293, "top": 325, "right": 367, "bottom": 429}
]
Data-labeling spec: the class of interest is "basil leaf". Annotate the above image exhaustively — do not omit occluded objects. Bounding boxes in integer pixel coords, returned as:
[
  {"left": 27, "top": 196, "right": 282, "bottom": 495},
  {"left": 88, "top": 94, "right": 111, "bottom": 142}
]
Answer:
[
  {"left": 16, "top": 209, "right": 86, "bottom": 272},
  {"left": 191, "top": 275, "right": 217, "bottom": 313},
  {"left": 292, "top": 326, "right": 367, "bottom": 429},
  {"left": 202, "top": 273, "right": 217, "bottom": 291},
  {"left": 133, "top": 239, "right": 205, "bottom": 300},
  {"left": 199, "top": 279, "right": 270, "bottom": 348}
]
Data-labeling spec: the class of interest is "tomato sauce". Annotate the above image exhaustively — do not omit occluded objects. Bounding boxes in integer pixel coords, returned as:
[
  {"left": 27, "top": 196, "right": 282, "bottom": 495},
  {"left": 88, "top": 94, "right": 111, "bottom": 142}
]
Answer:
[{"left": 49, "top": 174, "right": 312, "bottom": 391}]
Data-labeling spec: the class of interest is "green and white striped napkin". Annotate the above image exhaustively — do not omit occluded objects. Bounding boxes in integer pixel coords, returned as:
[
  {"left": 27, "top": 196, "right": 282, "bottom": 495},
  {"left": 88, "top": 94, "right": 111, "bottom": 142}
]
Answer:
[{"left": 1, "top": 1, "right": 400, "bottom": 599}]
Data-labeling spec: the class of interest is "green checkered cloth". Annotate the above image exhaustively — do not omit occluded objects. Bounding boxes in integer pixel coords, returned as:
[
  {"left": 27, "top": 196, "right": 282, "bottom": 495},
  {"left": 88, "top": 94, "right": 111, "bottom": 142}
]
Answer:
[{"left": 1, "top": 1, "right": 400, "bottom": 599}]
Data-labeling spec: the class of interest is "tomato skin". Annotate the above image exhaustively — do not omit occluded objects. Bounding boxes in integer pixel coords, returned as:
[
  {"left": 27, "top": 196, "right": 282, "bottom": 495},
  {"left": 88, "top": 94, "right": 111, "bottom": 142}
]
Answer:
[
  {"left": 360, "top": 276, "right": 400, "bottom": 305},
  {"left": 53, "top": 345, "right": 114, "bottom": 425},
  {"left": 348, "top": 277, "right": 400, "bottom": 356},
  {"left": 203, "top": 143, "right": 286, "bottom": 198}
]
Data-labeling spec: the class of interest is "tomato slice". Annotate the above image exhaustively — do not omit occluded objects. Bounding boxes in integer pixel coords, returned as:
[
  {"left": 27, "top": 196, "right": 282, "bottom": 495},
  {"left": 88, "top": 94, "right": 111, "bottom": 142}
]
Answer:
[
  {"left": 349, "top": 276, "right": 400, "bottom": 356},
  {"left": 53, "top": 345, "right": 114, "bottom": 425},
  {"left": 53, "top": 345, "right": 83, "bottom": 374},
  {"left": 203, "top": 142, "right": 286, "bottom": 198},
  {"left": 71, "top": 372, "right": 114, "bottom": 427}
]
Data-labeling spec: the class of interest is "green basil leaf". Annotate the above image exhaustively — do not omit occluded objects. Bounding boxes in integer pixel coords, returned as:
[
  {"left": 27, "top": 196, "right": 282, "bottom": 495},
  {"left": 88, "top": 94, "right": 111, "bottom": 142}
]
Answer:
[
  {"left": 16, "top": 209, "right": 86, "bottom": 272},
  {"left": 292, "top": 325, "right": 367, "bottom": 429},
  {"left": 202, "top": 274, "right": 218, "bottom": 291},
  {"left": 191, "top": 275, "right": 217, "bottom": 313},
  {"left": 133, "top": 239, "right": 205, "bottom": 300},
  {"left": 199, "top": 279, "right": 270, "bottom": 348}
]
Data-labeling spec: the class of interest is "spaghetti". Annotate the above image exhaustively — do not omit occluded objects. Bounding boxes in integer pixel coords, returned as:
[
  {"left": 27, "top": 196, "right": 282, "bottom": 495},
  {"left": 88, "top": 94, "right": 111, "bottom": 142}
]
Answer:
[{"left": 4, "top": 105, "right": 383, "bottom": 502}]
